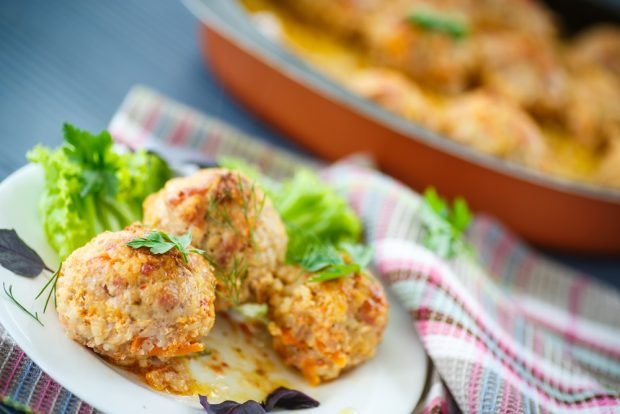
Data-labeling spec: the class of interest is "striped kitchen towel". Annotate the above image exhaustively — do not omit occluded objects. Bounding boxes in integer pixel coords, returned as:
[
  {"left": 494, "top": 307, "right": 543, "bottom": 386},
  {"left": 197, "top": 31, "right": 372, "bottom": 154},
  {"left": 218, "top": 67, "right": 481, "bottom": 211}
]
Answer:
[
  {"left": 1, "top": 85, "right": 619, "bottom": 414},
  {"left": 323, "top": 163, "right": 620, "bottom": 414}
]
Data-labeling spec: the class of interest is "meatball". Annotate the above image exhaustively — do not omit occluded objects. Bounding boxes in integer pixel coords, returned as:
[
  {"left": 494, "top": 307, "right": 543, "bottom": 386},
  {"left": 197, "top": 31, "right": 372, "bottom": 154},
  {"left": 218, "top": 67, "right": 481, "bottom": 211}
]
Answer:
[
  {"left": 469, "top": 0, "right": 557, "bottom": 39},
  {"left": 564, "top": 67, "right": 620, "bottom": 150},
  {"left": 366, "top": 12, "right": 479, "bottom": 93},
  {"left": 567, "top": 25, "right": 620, "bottom": 79},
  {"left": 267, "top": 265, "right": 388, "bottom": 385},
  {"left": 143, "top": 169, "right": 287, "bottom": 310},
  {"left": 56, "top": 224, "right": 217, "bottom": 366},
  {"left": 278, "top": 0, "right": 478, "bottom": 92},
  {"left": 434, "top": 92, "right": 547, "bottom": 167},
  {"left": 346, "top": 68, "right": 431, "bottom": 123},
  {"left": 478, "top": 33, "right": 567, "bottom": 118}
]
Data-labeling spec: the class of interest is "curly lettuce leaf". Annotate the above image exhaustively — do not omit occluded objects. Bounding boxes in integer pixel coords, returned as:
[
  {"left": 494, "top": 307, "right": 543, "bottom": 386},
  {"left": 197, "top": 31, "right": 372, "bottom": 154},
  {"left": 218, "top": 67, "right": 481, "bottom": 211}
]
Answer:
[
  {"left": 276, "top": 169, "right": 361, "bottom": 246},
  {"left": 28, "top": 124, "right": 171, "bottom": 260},
  {"left": 220, "top": 157, "right": 368, "bottom": 280}
]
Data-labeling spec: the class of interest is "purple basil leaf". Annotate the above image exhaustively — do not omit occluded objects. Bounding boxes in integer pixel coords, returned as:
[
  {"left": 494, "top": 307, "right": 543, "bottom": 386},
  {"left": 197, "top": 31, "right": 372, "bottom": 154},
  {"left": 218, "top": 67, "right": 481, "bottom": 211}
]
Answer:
[
  {"left": 199, "top": 396, "right": 266, "bottom": 414},
  {"left": 263, "top": 387, "right": 320, "bottom": 411},
  {"left": 227, "top": 401, "right": 265, "bottom": 414},
  {"left": 199, "top": 396, "right": 217, "bottom": 414},
  {"left": 0, "top": 229, "right": 49, "bottom": 278}
]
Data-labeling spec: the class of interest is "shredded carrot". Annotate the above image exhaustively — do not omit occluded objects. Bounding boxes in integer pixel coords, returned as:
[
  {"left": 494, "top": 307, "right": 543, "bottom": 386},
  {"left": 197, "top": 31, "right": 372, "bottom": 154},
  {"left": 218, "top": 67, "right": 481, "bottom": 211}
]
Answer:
[
  {"left": 148, "top": 342, "right": 204, "bottom": 357},
  {"left": 301, "top": 360, "right": 321, "bottom": 385},
  {"left": 130, "top": 336, "right": 146, "bottom": 353},
  {"left": 131, "top": 337, "right": 204, "bottom": 357},
  {"left": 280, "top": 330, "right": 298, "bottom": 346}
]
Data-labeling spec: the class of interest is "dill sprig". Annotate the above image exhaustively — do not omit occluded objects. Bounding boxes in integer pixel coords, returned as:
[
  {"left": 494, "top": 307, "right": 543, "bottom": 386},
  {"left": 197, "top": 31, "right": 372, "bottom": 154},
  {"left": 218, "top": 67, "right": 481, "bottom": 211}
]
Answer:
[
  {"left": 3, "top": 282, "right": 44, "bottom": 326},
  {"left": 35, "top": 264, "right": 61, "bottom": 312},
  {"left": 237, "top": 175, "right": 266, "bottom": 249},
  {"left": 206, "top": 173, "right": 265, "bottom": 246},
  {"left": 217, "top": 257, "right": 249, "bottom": 307},
  {"left": 201, "top": 249, "right": 249, "bottom": 307},
  {"left": 202, "top": 173, "right": 270, "bottom": 306},
  {"left": 207, "top": 198, "right": 238, "bottom": 234}
]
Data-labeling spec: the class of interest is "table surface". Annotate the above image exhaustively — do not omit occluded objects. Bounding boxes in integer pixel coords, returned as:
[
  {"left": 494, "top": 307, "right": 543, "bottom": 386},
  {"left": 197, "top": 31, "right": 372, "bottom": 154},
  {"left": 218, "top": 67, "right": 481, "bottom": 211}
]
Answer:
[{"left": 0, "top": 0, "right": 618, "bottom": 294}]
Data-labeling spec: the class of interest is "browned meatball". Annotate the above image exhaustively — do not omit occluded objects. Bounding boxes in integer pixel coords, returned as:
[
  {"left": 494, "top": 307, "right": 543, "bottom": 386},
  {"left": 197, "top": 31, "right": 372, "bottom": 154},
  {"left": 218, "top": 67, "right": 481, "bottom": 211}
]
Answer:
[
  {"left": 568, "top": 25, "right": 620, "bottom": 79},
  {"left": 478, "top": 33, "right": 568, "bottom": 118},
  {"left": 564, "top": 67, "right": 620, "bottom": 150},
  {"left": 267, "top": 265, "right": 389, "bottom": 385},
  {"left": 346, "top": 68, "right": 431, "bottom": 123},
  {"left": 56, "top": 224, "right": 217, "bottom": 366},
  {"left": 365, "top": 9, "right": 478, "bottom": 93},
  {"left": 143, "top": 169, "right": 287, "bottom": 310},
  {"left": 276, "top": 0, "right": 477, "bottom": 92},
  {"left": 435, "top": 92, "right": 547, "bottom": 166},
  {"left": 275, "top": 0, "right": 559, "bottom": 95},
  {"left": 467, "top": 0, "right": 557, "bottom": 39}
]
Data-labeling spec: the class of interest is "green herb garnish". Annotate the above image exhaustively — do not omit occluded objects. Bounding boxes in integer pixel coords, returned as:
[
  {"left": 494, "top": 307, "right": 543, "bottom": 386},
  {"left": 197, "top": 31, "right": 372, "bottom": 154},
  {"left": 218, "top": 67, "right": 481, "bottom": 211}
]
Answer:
[
  {"left": 215, "top": 256, "right": 248, "bottom": 306},
  {"left": 420, "top": 188, "right": 473, "bottom": 259},
  {"left": 127, "top": 230, "right": 204, "bottom": 263},
  {"left": 35, "top": 265, "right": 60, "bottom": 313},
  {"left": 408, "top": 8, "right": 470, "bottom": 39},
  {"left": 28, "top": 124, "right": 172, "bottom": 260},
  {"left": 205, "top": 172, "right": 266, "bottom": 246},
  {"left": 3, "top": 282, "right": 44, "bottom": 326},
  {"left": 220, "top": 158, "right": 372, "bottom": 283},
  {"left": 0, "top": 229, "right": 61, "bottom": 322},
  {"left": 299, "top": 241, "right": 373, "bottom": 283}
]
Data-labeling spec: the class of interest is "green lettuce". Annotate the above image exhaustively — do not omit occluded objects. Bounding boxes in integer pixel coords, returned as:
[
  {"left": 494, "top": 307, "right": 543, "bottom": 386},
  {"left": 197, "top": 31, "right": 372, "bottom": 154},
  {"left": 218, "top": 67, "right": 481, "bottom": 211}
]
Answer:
[
  {"left": 220, "top": 157, "right": 370, "bottom": 281},
  {"left": 28, "top": 124, "right": 171, "bottom": 260}
]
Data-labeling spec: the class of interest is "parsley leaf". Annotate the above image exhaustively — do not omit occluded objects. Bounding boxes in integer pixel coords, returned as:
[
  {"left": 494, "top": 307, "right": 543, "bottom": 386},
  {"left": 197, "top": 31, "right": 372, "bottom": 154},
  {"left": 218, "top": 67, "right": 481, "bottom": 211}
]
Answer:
[
  {"left": 288, "top": 234, "right": 370, "bottom": 283},
  {"left": 28, "top": 124, "right": 172, "bottom": 260},
  {"left": 220, "top": 158, "right": 372, "bottom": 284},
  {"left": 294, "top": 241, "right": 372, "bottom": 283},
  {"left": 340, "top": 242, "right": 373, "bottom": 269},
  {"left": 408, "top": 8, "right": 470, "bottom": 39},
  {"left": 297, "top": 243, "right": 343, "bottom": 273},
  {"left": 420, "top": 188, "right": 473, "bottom": 259},
  {"left": 307, "top": 263, "right": 361, "bottom": 283},
  {"left": 127, "top": 230, "right": 204, "bottom": 263}
]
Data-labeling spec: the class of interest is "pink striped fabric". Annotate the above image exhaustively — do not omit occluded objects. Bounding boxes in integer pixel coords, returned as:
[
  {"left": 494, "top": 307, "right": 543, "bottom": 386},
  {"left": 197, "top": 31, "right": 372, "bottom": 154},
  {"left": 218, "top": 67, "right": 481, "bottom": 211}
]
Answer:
[
  {"left": 323, "top": 163, "right": 620, "bottom": 414},
  {"left": 1, "top": 85, "right": 619, "bottom": 414}
]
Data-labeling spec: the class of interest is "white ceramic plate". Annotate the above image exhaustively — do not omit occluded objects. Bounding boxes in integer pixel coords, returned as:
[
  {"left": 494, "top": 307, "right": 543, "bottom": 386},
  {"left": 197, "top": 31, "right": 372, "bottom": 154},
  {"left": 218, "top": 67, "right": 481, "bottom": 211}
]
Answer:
[{"left": 0, "top": 164, "right": 428, "bottom": 414}]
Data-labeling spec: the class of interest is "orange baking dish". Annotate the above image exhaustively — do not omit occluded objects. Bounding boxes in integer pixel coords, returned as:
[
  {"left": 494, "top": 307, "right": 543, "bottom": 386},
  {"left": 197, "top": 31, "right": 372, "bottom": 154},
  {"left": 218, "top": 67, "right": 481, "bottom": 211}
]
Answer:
[{"left": 185, "top": 0, "right": 620, "bottom": 254}]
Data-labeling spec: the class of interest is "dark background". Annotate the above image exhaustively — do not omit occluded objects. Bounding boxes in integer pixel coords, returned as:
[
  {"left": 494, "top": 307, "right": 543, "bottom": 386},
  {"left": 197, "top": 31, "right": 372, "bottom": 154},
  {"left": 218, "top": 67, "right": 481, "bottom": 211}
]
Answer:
[{"left": 0, "top": 0, "right": 618, "bottom": 297}]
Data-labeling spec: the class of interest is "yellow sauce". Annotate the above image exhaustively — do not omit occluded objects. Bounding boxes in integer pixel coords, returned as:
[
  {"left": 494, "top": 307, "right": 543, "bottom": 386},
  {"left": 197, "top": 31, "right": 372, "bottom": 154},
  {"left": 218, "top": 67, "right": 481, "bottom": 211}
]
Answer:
[
  {"left": 121, "top": 312, "right": 300, "bottom": 403},
  {"left": 186, "top": 313, "right": 294, "bottom": 402},
  {"left": 242, "top": 0, "right": 601, "bottom": 182}
]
